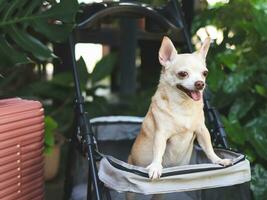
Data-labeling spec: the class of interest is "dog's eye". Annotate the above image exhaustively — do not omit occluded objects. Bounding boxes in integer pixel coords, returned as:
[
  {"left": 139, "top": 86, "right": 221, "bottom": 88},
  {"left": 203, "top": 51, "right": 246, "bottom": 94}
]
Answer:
[
  {"left": 177, "top": 71, "right": 188, "bottom": 78},
  {"left": 203, "top": 71, "right": 208, "bottom": 77}
]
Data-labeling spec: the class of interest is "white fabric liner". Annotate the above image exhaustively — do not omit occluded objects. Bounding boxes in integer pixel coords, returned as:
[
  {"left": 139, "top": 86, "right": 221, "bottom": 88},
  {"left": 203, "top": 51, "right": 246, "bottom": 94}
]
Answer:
[{"left": 99, "top": 153, "right": 251, "bottom": 195}]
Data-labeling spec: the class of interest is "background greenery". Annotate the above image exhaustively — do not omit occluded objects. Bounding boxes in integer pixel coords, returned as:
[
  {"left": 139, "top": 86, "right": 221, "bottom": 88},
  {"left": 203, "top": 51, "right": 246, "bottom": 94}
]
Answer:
[
  {"left": 0, "top": 0, "right": 266, "bottom": 199},
  {"left": 0, "top": 0, "right": 79, "bottom": 154},
  {"left": 193, "top": 0, "right": 267, "bottom": 199},
  {"left": 0, "top": 0, "right": 79, "bottom": 67}
]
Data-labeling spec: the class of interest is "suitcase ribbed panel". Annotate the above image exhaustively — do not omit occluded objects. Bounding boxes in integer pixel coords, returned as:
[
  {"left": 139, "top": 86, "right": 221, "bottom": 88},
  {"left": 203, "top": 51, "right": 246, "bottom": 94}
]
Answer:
[
  {"left": 0, "top": 133, "right": 43, "bottom": 150},
  {"left": 0, "top": 98, "right": 45, "bottom": 200}
]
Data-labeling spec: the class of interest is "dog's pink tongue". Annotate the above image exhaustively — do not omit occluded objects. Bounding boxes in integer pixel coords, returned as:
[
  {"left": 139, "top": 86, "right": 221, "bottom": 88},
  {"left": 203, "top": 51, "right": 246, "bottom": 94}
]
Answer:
[{"left": 190, "top": 91, "right": 201, "bottom": 101}]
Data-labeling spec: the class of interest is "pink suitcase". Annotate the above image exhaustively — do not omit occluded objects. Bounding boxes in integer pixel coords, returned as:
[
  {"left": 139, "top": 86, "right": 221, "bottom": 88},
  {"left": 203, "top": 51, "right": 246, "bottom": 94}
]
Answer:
[{"left": 0, "top": 98, "right": 45, "bottom": 200}]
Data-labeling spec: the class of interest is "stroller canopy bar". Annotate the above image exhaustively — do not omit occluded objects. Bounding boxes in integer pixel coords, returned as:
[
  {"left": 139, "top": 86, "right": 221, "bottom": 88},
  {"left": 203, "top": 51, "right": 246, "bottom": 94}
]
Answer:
[
  {"left": 90, "top": 116, "right": 251, "bottom": 194},
  {"left": 77, "top": 2, "right": 181, "bottom": 30},
  {"left": 74, "top": 1, "right": 186, "bottom": 44}
]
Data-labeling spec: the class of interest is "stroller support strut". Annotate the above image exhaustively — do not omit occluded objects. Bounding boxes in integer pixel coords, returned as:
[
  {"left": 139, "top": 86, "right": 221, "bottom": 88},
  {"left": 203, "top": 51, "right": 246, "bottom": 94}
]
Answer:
[{"left": 68, "top": 35, "right": 102, "bottom": 200}]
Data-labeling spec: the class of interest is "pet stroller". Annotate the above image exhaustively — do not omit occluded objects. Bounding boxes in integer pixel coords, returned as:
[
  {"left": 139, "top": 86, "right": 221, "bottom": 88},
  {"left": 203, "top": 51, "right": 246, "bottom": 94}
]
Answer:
[{"left": 63, "top": 1, "right": 251, "bottom": 200}]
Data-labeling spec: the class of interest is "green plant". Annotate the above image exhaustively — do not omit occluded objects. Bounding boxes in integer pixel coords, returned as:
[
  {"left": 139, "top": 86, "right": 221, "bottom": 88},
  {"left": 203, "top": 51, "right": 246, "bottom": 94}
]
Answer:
[
  {"left": 44, "top": 116, "right": 58, "bottom": 154},
  {"left": 17, "top": 53, "right": 118, "bottom": 135},
  {"left": 193, "top": 0, "right": 267, "bottom": 199},
  {"left": 0, "top": 0, "right": 79, "bottom": 67},
  {"left": 0, "top": 0, "right": 79, "bottom": 152}
]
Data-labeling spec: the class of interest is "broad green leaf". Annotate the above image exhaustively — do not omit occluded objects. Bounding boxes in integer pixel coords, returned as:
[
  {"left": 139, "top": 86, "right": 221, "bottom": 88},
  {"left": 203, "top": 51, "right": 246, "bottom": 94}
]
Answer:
[
  {"left": 44, "top": 116, "right": 58, "bottom": 154},
  {"left": 30, "top": 0, "right": 78, "bottom": 42},
  {"left": 91, "top": 53, "right": 118, "bottom": 84},
  {"left": 0, "top": 36, "right": 30, "bottom": 66},
  {"left": 51, "top": 105, "right": 74, "bottom": 133},
  {"left": 207, "top": 63, "right": 225, "bottom": 91},
  {"left": 243, "top": 148, "right": 257, "bottom": 163},
  {"left": 246, "top": 115, "right": 267, "bottom": 160},
  {"left": 32, "top": 21, "right": 73, "bottom": 43},
  {"left": 38, "top": 0, "right": 79, "bottom": 22},
  {"left": 246, "top": 114, "right": 267, "bottom": 129},
  {"left": 28, "top": 81, "right": 71, "bottom": 101},
  {"left": 21, "top": 0, "right": 43, "bottom": 29},
  {"left": 51, "top": 72, "right": 74, "bottom": 87},
  {"left": 223, "top": 72, "right": 250, "bottom": 93},
  {"left": 252, "top": 0, "right": 267, "bottom": 38},
  {"left": 0, "top": 0, "right": 78, "bottom": 64},
  {"left": 2, "top": 0, "right": 27, "bottom": 21},
  {"left": 255, "top": 84, "right": 267, "bottom": 97},
  {"left": 228, "top": 97, "right": 255, "bottom": 122},
  {"left": 22, "top": 0, "right": 42, "bottom": 18},
  {"left": 50, "top": 58, "right": 89, "bottom": 90},
  {"left": 217, "top": 50, "right": 238, "bottom": 71},
  {"left": 45, "top": 116, "right": 58, "bottom": 132},
  {"left": 85, "top": 97, "right": 109, "bottom": 118},
  {"left": 0, "top": 67, "right": 23, "bottom": 90},
  {"left": 0, "top": 0, "right": 9, "bottom": 14},
  {"left": 222, "top": 117, "right": 247, "bottom": 145},
  {"left": 7, "top": 26, "right": 54, "bottom": 61},
  {"left": 76, "top": 56, "right": 89, "bottom": 87},
  {"left": 251, "top": 164, "right": 267, "bottom": 200}
]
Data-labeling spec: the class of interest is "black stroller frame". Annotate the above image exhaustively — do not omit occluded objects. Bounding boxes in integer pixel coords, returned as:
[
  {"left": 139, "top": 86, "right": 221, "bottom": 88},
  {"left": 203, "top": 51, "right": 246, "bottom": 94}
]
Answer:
[{"left": 64, "top": 1, "right": 231, "bottom": 200}]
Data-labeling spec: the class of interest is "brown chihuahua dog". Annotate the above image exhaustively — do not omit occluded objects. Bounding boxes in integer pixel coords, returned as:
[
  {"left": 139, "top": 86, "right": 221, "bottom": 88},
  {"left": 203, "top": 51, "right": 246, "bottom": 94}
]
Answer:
[{"left": 128, "top": 36, "right": 232, "bottom": 183}]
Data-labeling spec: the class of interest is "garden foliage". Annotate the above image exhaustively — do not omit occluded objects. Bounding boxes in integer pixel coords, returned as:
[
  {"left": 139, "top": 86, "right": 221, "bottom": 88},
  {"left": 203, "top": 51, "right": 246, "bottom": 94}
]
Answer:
[
  {"left": 0, "top": 0, "right": 266, "bottom": 198},
  {"left": 0, "top": 0, "right": 78, "bottom": 67},
  {"left": 0, "top": 0, "right": 79, "bottom": 152},
  {"left": 193, "top": 0, "right": 267, "bottom": 198}
]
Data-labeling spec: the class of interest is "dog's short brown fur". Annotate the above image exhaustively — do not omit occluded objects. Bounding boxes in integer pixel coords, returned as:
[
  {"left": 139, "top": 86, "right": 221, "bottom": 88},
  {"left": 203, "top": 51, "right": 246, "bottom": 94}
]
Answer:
[{"left": 128, "top": 37, "right": 232, "bottom": 183}]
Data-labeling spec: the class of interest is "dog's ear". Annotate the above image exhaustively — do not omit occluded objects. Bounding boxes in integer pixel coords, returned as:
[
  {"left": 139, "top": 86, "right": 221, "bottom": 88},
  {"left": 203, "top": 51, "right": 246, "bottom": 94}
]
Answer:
[
  {"left": 159, "top": 36, "right": 177, "bottom": 68},
  {"left": 198, "top": 37, "right": 211, "bottom": 59}
]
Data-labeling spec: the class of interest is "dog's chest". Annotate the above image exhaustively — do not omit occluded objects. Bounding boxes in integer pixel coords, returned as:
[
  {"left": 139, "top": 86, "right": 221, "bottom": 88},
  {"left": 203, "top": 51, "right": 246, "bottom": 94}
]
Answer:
[
  {"left": 168, "top": 105, "right": 201, "bottom": 134},
  {"left": 161, "top": 104, "right": 202, "bottom": 166},
  {"left": 163, "top": 132, "right": 195, "bottom": 166},
  {"left": 174, "top": 114, "right": 196, "bottom": 132}
]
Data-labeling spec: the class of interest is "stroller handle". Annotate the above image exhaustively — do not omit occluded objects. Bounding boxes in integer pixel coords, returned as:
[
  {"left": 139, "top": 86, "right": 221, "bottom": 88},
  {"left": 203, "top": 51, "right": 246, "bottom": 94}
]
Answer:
[{"left": 77, "top": 2, "right": 177, "bottom": 30}]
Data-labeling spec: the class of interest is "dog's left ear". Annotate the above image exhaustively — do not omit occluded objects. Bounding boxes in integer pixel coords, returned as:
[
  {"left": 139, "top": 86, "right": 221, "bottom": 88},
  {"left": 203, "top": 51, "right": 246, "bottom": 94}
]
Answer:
[
  {"left": 159, "top": 36, "right": 177, "bottom": 68},
  {"left": 198, "top": 37, "right": 211, "bottom": 59}
]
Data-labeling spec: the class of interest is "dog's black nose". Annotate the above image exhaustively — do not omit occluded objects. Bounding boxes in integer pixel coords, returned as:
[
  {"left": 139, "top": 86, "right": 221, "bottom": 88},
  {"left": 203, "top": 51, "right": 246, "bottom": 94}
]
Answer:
[{"left": 195, "top": 81, "right": 205, "bottom": 90}]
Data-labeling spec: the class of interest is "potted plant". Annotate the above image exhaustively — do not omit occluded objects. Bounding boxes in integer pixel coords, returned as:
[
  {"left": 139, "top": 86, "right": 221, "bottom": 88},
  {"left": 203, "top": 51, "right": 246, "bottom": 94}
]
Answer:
[{"left": 44, "top": 116, "right": 64, "bottom": 181}]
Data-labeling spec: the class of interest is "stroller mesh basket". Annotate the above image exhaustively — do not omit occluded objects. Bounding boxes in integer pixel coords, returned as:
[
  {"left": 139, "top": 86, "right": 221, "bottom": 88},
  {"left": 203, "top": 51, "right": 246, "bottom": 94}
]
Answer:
[{"left": 69, "top": 116, "right": 251, "bottom": 200}]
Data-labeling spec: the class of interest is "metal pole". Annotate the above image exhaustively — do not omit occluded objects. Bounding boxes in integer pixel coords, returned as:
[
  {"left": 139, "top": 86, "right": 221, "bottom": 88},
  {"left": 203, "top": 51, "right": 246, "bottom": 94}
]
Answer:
[
  {"left": 63, "top": 134, "right": 75, "bottom": 200},
  {"left": 204, "top": 94, "right": 228, "bottom": 148},
  {"left": 68, "top": 34, "right": 102, "bottom": 200},
  {"left": 119, "top": 6, "right": 137, "bottom": 95}
]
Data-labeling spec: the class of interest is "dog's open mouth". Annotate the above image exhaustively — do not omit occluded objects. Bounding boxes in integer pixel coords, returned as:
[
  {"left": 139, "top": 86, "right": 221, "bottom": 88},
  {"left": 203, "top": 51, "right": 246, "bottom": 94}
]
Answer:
[{"left": 176, "top": 85, "right": 201, "bottom": 101}]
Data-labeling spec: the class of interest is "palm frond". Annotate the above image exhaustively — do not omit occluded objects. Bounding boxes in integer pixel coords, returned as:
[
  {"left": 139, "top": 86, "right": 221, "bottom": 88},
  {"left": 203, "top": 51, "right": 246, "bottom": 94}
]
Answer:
[{"left": 0, "top": 0, "right": 79, "bottom": 67}]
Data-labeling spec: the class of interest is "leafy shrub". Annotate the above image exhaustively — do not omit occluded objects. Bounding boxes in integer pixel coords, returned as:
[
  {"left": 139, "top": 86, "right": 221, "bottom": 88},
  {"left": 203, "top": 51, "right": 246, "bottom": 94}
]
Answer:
[
  {"left": 44, "top": 116, "right": 58, "bottom": 154},
  {"left": 193, "top": 0, "right": 267, "bottom": 199},
  {"left": 0, "top": 0, "right": 78, "bottom": 67}
]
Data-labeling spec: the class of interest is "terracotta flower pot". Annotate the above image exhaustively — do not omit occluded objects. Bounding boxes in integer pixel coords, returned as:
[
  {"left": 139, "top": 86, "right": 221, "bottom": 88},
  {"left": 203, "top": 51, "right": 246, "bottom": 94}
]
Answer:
[{"left": 44, "top": 133, "right": 64, "bottom": 181}]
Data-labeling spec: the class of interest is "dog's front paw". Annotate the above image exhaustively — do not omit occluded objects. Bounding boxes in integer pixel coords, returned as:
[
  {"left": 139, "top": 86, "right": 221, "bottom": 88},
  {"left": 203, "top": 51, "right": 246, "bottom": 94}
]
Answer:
[
  {"left": 213, "top": 158, "right": 233, "bottom": 166},
  {"left": 146, "top": 162, "right": 163, "bottom": 180}
]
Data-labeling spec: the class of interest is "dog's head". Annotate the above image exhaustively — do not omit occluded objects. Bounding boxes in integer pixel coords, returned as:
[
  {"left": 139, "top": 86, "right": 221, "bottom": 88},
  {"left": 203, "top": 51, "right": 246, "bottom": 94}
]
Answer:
[{"left": 158, "top": 36, "right": 210, "bottom": 101}]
